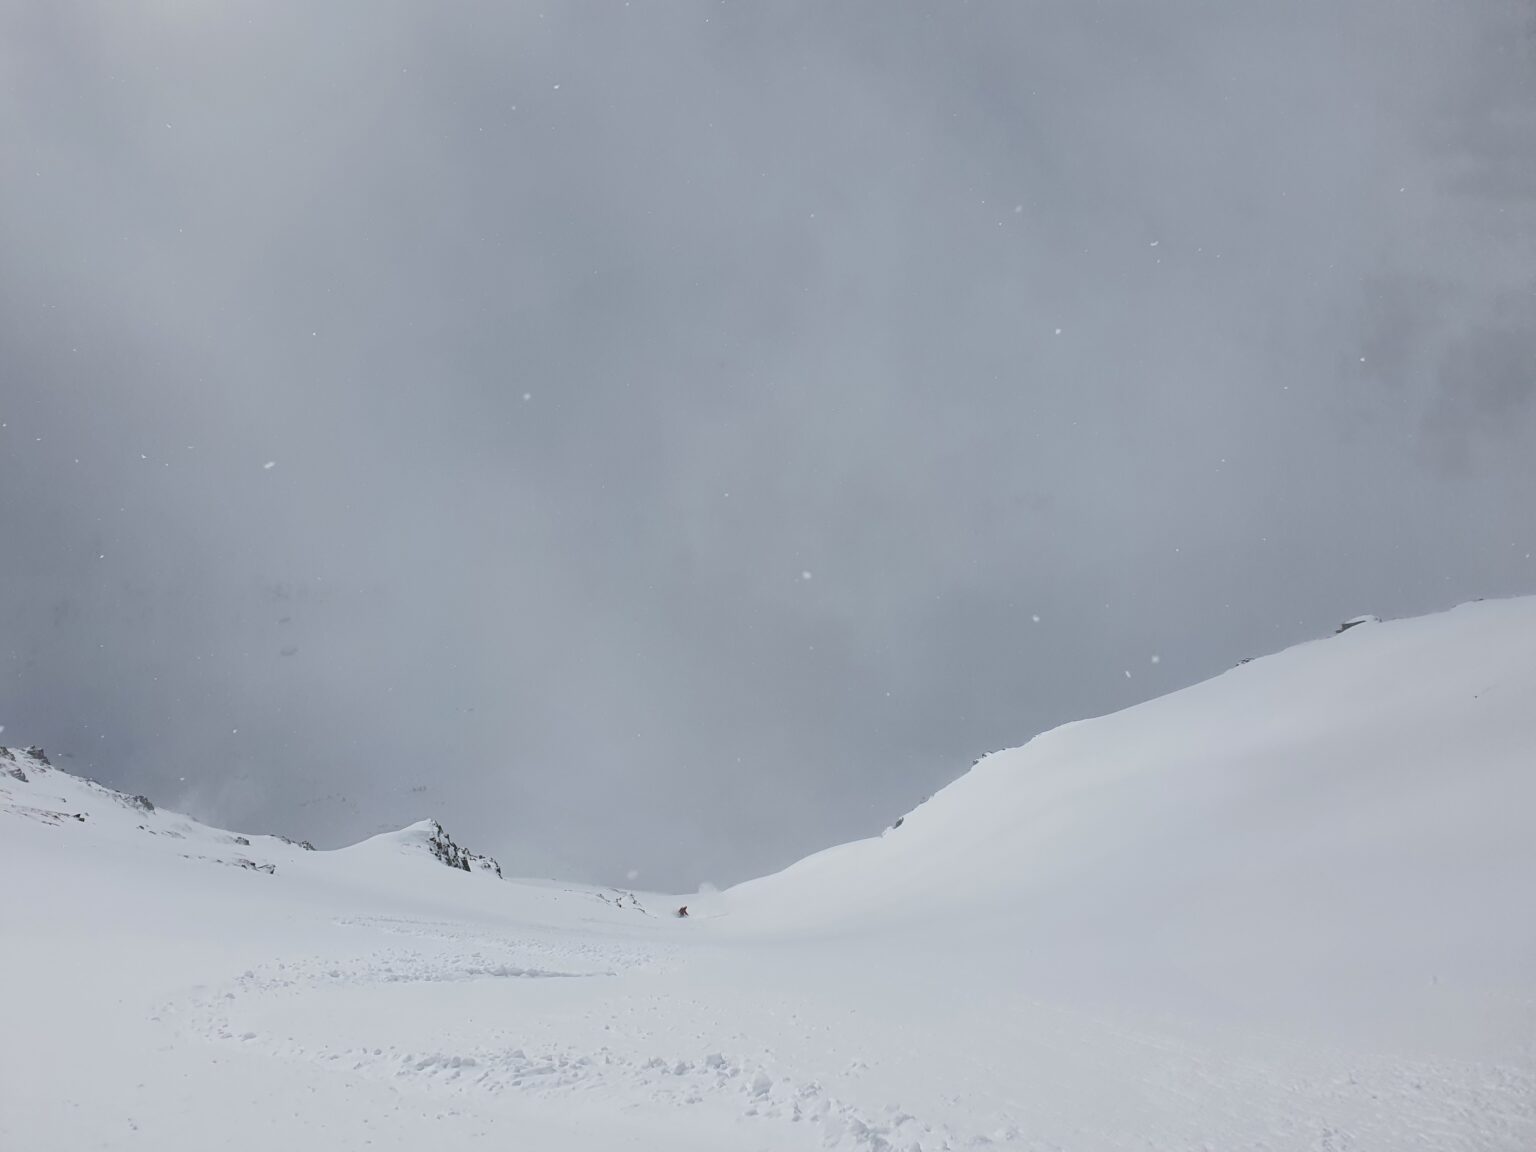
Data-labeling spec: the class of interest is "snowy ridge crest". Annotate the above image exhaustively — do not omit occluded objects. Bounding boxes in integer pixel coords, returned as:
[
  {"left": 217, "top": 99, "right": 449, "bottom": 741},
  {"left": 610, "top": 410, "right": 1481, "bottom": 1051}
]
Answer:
[
  {"left": 1, "top": 745, "right": 163, "bottom": 821},
  {"left": 0, "top": 747, "right": 502, "bottom": 882}
]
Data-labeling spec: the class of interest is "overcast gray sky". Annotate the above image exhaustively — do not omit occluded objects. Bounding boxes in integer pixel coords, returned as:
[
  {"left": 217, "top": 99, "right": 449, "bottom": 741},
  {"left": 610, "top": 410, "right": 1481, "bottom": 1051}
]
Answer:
[{"left": 2, "top": 1, "right": 1533, "bottom": 890}]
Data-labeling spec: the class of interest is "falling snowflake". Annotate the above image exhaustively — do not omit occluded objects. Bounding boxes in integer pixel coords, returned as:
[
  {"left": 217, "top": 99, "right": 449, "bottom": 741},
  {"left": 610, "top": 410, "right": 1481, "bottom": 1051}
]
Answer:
[{"left": 263, "top": 461, "right": 276, "bottom": 470}]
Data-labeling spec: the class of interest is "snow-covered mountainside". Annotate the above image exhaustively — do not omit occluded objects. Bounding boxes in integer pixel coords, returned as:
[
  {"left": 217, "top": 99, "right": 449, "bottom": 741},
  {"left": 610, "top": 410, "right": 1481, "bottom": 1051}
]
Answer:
[
  {"left": 4, "top": 598, "right": 1535, "bottom": 1151},
  {"left": 0, "top": 746, "right": 503, "bottom": 881}
]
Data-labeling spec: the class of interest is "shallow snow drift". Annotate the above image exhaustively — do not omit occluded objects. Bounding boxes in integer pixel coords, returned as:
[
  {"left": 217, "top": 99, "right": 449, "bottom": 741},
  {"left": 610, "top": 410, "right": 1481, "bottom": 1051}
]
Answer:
[{"left": 3, "top": 598, "right": 1534, "bottom": 1151}]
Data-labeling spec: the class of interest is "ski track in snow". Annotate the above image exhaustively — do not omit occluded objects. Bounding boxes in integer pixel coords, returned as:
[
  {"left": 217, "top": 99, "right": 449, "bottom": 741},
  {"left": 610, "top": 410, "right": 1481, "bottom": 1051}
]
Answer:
[
  {"left": 141, "top": 910, "right": 1536, "bottom": 1152},
  {"left": 156, "top": 918, "right": 987, "bottom": 1152}
]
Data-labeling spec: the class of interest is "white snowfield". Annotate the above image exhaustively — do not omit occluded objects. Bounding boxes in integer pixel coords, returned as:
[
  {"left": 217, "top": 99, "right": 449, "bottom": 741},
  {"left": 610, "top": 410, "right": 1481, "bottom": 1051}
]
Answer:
[{"left": 3, "top": 598, "right": 1535, "bottom": 1151}]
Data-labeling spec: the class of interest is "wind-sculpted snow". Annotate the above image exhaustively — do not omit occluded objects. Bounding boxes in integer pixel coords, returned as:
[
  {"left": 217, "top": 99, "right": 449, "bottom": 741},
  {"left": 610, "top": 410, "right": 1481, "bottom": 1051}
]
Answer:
[{"left": 4, "top": 598, "right": 1536, "bottom": 1150}]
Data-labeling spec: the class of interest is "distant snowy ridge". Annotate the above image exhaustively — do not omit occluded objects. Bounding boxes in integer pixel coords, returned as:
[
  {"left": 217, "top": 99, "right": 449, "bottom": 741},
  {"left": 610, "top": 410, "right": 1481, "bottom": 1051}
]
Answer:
[{"left": 0, "top": 745, "right": 502, "bottom": 881}]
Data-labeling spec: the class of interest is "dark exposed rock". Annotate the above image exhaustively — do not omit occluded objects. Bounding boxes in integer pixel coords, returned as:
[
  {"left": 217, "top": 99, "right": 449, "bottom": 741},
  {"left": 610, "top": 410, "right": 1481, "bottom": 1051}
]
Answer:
[
  {"left": 185, "top": 854, "right": 276, "bottom": 875},
  {"left": 128, "top": 794, "right": 155, "bottom": 813},
  {"left": 24, "top": 746, "right": 50, "bottom": 766},
  {"left": 13, "top": 806, "right": 83, "bottom": 826},
  {"left": 1336, "top": 614, "right": 1380, "bottom": 634},
  {"left": 595, "top": 889, "right": 647, "bottom": 913},
  {"left": 424, "top": 820, "right": 503, "bottom": 879},
  {"left": 5, "top": 766, "right": 26, "bottom": 783},
  {"left": 278, "top": 835, "right": 316, "bottom": 851},
  {"left": 232, "top": 835, "right": 251, "bottom": 847}
]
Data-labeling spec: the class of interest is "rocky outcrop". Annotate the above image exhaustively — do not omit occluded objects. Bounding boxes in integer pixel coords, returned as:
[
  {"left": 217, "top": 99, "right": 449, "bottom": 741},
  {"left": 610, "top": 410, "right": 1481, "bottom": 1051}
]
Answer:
[
  {"left": 2, "top": 745, "right": 46, "bottom": 781},
  {"left": 424, "top": 820, "right": 503, "bottom": 878},
  {"left": 1336, "top": 614, "right": 1380, "bottom": 634}
]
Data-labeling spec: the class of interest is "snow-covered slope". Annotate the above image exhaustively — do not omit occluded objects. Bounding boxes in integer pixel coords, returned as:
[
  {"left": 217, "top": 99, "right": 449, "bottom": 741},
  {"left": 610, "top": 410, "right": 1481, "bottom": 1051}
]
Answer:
[
  {"left": 4, "top": 598, "right": 1535, "bottom": 1151},
  {"left": 719, "top": 599, "right": 1536, "bottom": 1038}
]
